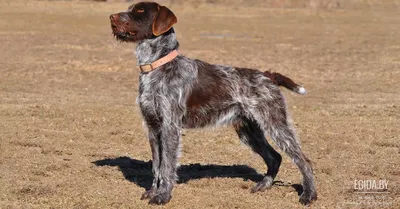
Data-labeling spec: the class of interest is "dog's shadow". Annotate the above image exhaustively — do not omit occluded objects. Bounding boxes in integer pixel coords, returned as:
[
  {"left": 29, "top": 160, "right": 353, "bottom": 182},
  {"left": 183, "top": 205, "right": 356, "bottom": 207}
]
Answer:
[{"left": 92, "top": 156, "right": 303, "bottom": 196}]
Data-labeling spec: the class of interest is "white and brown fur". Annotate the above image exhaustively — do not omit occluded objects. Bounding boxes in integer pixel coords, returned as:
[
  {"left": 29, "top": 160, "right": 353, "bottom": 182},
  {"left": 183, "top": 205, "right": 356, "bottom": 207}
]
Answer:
[{"left": 110, "top": 2, "right": 317, "bottom": 205}]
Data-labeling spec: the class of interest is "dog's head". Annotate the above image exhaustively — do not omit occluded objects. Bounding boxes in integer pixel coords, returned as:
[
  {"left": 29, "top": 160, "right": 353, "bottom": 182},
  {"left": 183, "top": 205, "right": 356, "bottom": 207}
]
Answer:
[{"left": 110, "top": 2, "right": 177, "bottom": 42}]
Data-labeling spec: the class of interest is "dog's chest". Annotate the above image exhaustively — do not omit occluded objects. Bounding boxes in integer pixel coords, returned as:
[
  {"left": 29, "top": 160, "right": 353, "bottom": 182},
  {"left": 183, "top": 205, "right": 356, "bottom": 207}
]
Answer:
[
  {"left": 137, "top": 74, "right": 162, "bottom": 116},
  {"left": 137, "top": 72, "right": 189, "bottom": 121}
]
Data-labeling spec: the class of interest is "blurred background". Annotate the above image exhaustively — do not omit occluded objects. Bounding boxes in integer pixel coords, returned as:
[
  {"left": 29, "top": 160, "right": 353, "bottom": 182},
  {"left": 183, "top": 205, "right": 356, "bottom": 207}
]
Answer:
[
  {"left": 88, "top": 0, "right": 399, "bottom": 9},
  {"left": 1, "top": 0, "right": 399, "bottom": 208}
]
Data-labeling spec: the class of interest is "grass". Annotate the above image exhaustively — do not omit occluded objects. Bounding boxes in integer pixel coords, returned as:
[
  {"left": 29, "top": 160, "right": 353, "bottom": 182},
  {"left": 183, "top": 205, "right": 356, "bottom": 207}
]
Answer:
[{"left": 0, "top": 0, "right": 399, "bottom": 208}]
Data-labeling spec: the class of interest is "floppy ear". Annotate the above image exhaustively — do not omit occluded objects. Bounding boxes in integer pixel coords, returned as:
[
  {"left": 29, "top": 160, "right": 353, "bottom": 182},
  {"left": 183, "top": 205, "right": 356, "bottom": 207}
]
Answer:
[{"left": 152, "top": 6, "right": 177, "bottom": 36}]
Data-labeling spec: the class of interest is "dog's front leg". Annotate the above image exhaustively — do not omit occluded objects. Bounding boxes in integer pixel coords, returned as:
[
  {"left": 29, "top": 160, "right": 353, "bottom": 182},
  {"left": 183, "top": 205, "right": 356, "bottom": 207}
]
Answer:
[
  {"left": 141, "top": 126, "right": 161, "bottom": 200},
  {"left": 148, "top": 124, "right": 181, "bottom": 205}
]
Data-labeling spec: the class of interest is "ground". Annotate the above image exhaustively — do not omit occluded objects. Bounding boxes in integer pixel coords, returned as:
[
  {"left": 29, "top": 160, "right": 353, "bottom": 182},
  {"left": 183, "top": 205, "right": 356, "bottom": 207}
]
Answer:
[{"left": 0, "top": 0, "right": 399, "bottom": 208}]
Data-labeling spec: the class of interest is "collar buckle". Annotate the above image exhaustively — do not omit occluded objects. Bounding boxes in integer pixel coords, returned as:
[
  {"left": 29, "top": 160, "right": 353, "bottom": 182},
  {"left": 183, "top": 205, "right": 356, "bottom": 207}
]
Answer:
[{"left": 139, "top": 64, "right": 154, "bottom": 73}]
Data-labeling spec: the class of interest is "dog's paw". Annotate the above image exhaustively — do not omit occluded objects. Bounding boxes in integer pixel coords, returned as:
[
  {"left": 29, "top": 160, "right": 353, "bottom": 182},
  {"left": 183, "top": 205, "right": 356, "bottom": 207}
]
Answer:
[
  {"left": 251, "top": 176, "right": 273, "bottom": 193},
  {"left": 299, "top": 190, "right": 317, "bottom": 206},
  {"left": 141, "top": 188, "right": 156, "bottom": 200},
  {"left": 148, "top": 192, "right": 172, "bottom": 205}
]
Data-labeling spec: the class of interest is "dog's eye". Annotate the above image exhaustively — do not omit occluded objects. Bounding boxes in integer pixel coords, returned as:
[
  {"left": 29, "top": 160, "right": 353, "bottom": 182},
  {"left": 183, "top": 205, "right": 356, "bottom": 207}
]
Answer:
[{"left": 136, "top": 9, "right": 145, "bottom": 13}]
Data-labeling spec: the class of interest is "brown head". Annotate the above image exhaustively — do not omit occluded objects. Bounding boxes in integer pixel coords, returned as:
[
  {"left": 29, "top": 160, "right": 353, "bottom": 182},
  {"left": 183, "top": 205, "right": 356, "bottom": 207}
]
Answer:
[{"left": 110, "top": 2, "right": 177, "bottom": 42}]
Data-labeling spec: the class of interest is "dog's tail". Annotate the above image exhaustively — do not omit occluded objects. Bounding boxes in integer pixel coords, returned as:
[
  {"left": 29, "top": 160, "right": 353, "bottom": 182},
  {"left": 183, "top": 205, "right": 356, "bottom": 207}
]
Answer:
[{"left": 263, "top": 71, "right": 307, "bottom": 95}]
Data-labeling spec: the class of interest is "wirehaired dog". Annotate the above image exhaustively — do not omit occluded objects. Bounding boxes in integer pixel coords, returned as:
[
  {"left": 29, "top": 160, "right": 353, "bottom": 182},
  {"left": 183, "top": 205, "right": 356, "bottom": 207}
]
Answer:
[{"left": 110, "top": 2, "right": 317, "bottom": 205}]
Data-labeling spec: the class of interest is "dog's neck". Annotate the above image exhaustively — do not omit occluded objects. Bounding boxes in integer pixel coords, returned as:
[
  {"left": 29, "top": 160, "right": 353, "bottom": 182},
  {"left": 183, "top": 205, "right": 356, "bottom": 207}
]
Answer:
[{"left": 135, "top": 28, "right": 179, "bottom": 65}]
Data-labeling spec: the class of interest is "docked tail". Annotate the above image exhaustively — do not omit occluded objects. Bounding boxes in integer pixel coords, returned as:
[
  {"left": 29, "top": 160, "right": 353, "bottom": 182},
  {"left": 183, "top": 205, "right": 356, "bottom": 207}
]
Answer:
[{"left": 263, "top": 71, "right": 307, "bottom": 95}]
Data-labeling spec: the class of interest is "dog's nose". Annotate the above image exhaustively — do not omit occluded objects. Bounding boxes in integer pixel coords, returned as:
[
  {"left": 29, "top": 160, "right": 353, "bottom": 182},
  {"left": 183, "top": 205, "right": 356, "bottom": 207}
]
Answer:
[{"left": 110, "top": 14, "right": 119, "bottom": 21}]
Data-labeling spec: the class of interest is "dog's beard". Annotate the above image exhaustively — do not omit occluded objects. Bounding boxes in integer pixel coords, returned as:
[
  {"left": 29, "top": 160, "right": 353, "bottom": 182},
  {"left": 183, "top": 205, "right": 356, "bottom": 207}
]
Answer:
[
  {"left": 112, "top": 30, "right": 156, "bottom": 43},
  {"left": 112, "top": 31, "right": 136, "bottom": 42}
]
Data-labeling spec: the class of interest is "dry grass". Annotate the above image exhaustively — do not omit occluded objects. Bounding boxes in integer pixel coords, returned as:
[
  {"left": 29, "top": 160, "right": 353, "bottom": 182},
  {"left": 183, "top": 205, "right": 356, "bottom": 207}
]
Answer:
[{"left": 0, "top": 0, "right": 399, "bottom": 208}]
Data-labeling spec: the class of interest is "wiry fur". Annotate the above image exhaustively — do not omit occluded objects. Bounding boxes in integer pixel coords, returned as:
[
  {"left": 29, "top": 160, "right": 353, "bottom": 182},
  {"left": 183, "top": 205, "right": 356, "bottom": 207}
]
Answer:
[
  {"left": 110, "top": 2, "right": 317, "bottom": 206},
  {"left": 136, "top": 32, "right": 317, "bottom": 205}
]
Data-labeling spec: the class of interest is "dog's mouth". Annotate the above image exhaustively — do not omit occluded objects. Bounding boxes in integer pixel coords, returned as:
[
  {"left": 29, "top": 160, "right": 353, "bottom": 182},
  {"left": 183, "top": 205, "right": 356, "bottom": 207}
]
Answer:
[{"left": 111, "top": 24, "right": 137, "bottom": 42}]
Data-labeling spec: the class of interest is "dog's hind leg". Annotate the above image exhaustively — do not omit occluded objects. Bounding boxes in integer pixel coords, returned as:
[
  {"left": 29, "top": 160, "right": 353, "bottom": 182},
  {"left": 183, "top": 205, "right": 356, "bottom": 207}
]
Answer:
[
  {"left": 234, "top": 117, "right": 282, "bottom": 192},
  {"left": 251, "top": 99, "right": 317, "bottom": 205},
  {"left": 269, "top": 121, "right": 317, "bottom": 205}
]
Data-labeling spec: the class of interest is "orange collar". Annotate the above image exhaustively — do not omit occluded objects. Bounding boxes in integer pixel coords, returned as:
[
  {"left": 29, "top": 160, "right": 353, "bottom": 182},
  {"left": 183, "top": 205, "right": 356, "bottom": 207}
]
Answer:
[{"left": 139, "top": 50, "right": 179, "bottom": 72}]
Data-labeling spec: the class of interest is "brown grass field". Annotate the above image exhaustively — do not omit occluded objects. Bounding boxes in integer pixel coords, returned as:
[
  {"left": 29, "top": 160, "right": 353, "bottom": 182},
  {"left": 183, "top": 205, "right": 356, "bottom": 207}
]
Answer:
[{"left": 0, "top": 0, "right": 399, "bottom": 208}]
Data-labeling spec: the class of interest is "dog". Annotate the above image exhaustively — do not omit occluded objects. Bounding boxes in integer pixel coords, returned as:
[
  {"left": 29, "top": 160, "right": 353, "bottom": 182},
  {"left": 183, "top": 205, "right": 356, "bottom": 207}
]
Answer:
[{"left": 110, "top": 2, "right": 317, "bottom": 205}]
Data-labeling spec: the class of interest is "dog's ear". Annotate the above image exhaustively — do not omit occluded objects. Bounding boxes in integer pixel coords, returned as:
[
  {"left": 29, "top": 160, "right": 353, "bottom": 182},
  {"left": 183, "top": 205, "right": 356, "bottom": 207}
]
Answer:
[{"left": 152, "top": 6, "right": 177, "bottom": 36}]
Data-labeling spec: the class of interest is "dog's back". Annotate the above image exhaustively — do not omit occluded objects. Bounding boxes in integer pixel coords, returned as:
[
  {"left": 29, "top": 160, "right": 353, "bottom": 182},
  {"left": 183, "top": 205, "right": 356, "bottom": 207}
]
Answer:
[{"left": 184, "top": 59, "right": 283, "bottom": 129}]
